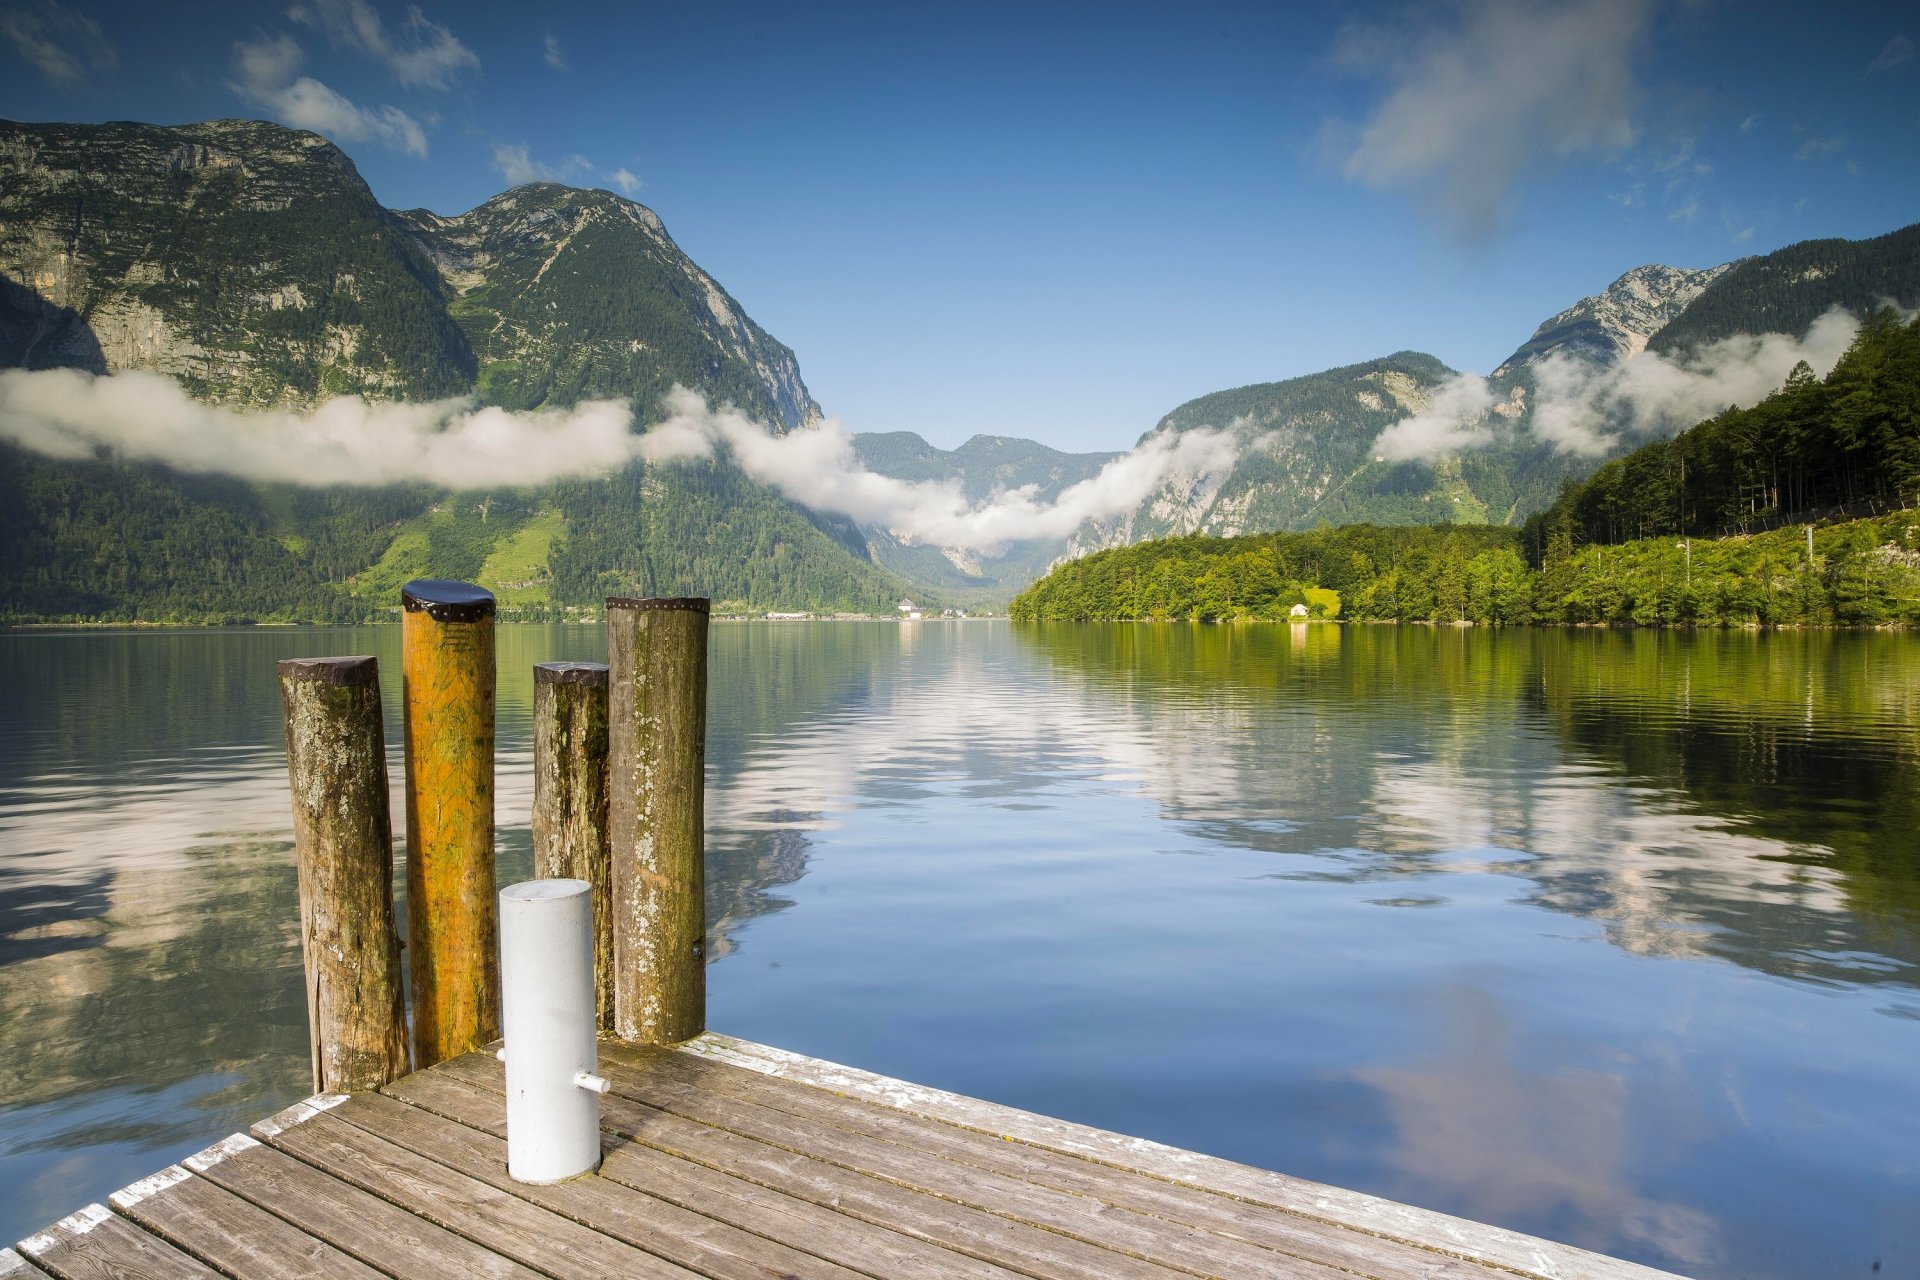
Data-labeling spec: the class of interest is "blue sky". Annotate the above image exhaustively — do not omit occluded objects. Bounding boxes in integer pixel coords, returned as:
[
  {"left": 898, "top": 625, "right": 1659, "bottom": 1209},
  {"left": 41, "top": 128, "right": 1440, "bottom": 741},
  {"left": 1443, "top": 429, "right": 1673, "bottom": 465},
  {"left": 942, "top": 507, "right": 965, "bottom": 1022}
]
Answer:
[{"left": 2, "top": 0, "right": 1915, "bottom": 452}]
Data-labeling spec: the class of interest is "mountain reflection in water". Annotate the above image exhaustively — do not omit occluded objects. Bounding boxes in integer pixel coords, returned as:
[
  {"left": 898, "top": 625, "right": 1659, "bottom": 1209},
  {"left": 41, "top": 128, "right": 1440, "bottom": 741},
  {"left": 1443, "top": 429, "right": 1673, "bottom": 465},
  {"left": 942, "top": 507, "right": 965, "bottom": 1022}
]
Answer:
[{"left": 1, "top": 622, "right": 1915, "bottom": 1278}]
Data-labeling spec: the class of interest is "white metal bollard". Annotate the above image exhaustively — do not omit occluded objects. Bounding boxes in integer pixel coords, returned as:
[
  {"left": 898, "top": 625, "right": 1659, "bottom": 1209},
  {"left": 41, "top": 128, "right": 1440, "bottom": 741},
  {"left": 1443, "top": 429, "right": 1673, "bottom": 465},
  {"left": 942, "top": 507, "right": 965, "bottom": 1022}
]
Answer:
[{"left": 498, "top": 878, "right": 609, "bottom": 1183}]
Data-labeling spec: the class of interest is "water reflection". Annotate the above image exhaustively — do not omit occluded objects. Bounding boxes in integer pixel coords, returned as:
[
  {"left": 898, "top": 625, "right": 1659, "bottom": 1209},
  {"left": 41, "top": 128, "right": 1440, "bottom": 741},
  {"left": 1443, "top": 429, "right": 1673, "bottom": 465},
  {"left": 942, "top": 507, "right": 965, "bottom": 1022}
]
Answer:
[{"left": 1, "top": 622, "right": 1916, "bottom": 1279}]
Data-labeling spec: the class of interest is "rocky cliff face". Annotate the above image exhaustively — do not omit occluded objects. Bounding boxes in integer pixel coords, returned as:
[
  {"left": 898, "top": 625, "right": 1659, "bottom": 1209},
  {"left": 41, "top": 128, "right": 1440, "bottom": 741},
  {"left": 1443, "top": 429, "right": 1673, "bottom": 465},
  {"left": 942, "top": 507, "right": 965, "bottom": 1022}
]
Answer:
[
  {"left": 1493, "top": 262, "right": 1731, "bottom": 376},
  {"left": 0, "top": 118, "right": 472, "bottom": 404}
]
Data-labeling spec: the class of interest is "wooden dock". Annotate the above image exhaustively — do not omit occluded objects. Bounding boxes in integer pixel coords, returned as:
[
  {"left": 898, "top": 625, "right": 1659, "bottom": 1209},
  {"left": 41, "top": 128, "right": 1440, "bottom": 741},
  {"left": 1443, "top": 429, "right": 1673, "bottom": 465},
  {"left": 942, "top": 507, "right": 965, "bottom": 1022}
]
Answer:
[{"left": 9, "top": 1033, "right": 1682, "bottom": 1280}]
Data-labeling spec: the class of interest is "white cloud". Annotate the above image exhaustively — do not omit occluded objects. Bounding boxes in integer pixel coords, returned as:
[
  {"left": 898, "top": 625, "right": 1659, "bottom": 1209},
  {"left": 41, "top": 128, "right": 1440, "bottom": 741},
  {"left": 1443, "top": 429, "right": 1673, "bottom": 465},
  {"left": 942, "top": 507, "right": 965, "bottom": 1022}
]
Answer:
[
  {"left": 1371, "top": 309, "right": 1866, "bottom": 462},
  {"left": 1795, "top": 134, "right": 1845, "bottom": 161},
  {"left": 638, "top": 388, "right": 1248, "bottom": 551},
  {"left": 1731, "top": 226, "right": 1755, "bottom": 244},
  {"left": 0, "top": 0, "right": 115, "bottom": 85},
  {"left": 491, "top": 143, "right": 593, "bottom": 186},
  {"left": 231, "top": 33, "right": 428, "bottom": 156},
  {"left": 0, "top": 377, "right": 1251, "bottom": 552},
  {"left": 1865, "top": 34, "right": 1913, "bottom": 76},
  {"left": 0, "top": 369, "right": 636, "bottom": 490},
  {"left": 290, "top": 0, "right": 477, "bottom": 89},
  {"left": 1371, "top": 374, "right": 1501, "bottom": 462},
  {"left": 606, "top": 167, "right": 640, "bottom": 194},
  {"left": 544, "top": 32, "right": 566, "bottom": 71},
  {"left": 1738, "top": 113, "right": 1760, "bottom": 134},
  {"left": 1335, "top": 0, "right": 1649, "bottom": 237}
]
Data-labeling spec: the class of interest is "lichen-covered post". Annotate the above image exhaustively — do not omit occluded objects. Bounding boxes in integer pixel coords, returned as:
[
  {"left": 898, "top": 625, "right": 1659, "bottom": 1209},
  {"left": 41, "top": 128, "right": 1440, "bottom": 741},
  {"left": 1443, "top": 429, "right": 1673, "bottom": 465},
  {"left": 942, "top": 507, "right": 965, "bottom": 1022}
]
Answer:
[
  {"left": 532, "top": 661, "right": 612, "bottom": 1032},
  {"left": 277, "top": 656, "right": 409, "bottom": 1092},
  {"left": 401, "top": 578, "right": 499, "bottom": 1069},
  {"left": 606, "top": 596, "right": 709, "bottom": 1044}
]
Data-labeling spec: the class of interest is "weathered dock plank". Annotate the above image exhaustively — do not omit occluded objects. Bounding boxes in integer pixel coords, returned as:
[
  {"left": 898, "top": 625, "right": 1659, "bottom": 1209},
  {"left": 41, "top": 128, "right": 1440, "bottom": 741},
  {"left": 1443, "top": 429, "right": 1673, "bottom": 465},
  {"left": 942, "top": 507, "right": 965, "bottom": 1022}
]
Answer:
[
  {"left": 432, "top": 1052, "right": 1201, "bottom": 1280},
  {"left": 253, "top": 1100, "right": 701, "bottom": 1280},
  {"left": 386, "top": 1066, "right": 1033, "bottom": 1280},
  {"left": 683, "top": 1035, "right": 1684, "bottom": 1280},
  {"left": 184, "top": 1134, "right": 543, "bottom": 1280},
  {"left": 0, "top": 1248, "right": 49, "bottom": 1278},
  {"left": 16, "top": 1204, "right": 222, "bottom": 1280},
  {"left": 327, "top": 1090, "right": 871, "bottom": 1280},
  {"left": 605, "top": 1041, "right": 1494, "bottom": 1280},
  {"left": 108, "top": 1164, "right": 381, "bottom": 1280}
]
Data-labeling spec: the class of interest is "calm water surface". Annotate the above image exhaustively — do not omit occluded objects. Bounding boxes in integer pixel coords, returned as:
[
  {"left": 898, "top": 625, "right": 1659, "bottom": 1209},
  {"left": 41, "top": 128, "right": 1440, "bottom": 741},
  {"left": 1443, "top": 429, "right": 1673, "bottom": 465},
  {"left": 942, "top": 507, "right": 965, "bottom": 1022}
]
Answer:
[{"left": 1, "top": 622, "right": 1916, "bottom": 1277}]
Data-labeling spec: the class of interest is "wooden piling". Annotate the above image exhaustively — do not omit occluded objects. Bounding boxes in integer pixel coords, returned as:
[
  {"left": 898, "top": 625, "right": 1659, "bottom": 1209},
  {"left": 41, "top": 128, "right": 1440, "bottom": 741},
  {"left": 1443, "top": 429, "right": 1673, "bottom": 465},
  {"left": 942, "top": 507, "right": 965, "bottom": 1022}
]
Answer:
[
  {"left": 276, "top": 656, "right": 409, "bottom": 1093},
  {"left": 606, "top": 596, "right": 710, "bottom": 1044},
  {"left": 532, "top": 661, "right": 613, "bottom": 1032},
  {"left": 400, "top": 579, "right": 499, "bottom": 1069}
]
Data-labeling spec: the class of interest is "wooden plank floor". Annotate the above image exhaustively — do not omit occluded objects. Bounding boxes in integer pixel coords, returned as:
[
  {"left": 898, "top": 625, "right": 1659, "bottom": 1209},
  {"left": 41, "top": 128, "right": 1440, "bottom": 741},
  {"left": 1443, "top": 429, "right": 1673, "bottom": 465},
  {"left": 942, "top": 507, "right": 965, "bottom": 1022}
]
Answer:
[{"left": 13, "top": 1034, "right": 1689, "bottom": 1280}]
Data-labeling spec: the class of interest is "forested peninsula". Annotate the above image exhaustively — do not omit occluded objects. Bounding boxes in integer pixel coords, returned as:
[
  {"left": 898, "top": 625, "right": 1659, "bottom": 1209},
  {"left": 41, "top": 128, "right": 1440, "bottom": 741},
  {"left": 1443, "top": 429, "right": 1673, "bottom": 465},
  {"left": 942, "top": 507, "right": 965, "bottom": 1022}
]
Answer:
[{"left": 1013, "top": 312, "right": 1920, "bottom": 627}]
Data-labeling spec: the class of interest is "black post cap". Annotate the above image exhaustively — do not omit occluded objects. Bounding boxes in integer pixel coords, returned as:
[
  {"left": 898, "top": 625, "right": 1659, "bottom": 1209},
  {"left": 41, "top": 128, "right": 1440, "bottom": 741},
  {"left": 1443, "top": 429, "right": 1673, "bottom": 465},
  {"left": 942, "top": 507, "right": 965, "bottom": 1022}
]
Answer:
[
  {"left": 534, "top": 661, "right": 611, "bottom": 685},
  {"left": 401, "top": 579, "right": 496, "bottom": 623},
  {"left": 605, "top": 596, "right": 710, "bottom": 613},
  {"left": 278, "top": 655, "right": 379, "bottom": 685}
]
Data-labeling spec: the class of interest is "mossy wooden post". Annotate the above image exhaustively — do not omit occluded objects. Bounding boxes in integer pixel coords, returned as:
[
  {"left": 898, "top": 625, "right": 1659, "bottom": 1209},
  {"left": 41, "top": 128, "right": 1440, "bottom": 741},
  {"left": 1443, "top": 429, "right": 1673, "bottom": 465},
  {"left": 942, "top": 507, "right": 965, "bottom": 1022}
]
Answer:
[
  {"left": 607, "top": 596, "right": 710, "bottom": 1044},
  {"left": 532, "top": 661, "right": 613, "bottom": 1032},
  {"left": 401, "top": 579, "right": 500, "bottom": 1069},
  {"left": 277, "top": 656, "right": 409, "bottom": 1093}
]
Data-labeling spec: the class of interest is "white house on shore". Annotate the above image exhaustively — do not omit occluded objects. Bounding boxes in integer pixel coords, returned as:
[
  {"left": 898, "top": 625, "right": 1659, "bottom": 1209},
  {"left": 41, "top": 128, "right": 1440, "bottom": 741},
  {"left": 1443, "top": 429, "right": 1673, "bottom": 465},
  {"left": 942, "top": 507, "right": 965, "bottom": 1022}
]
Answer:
[{"left": 897, "top": 598, "right": 923, "bottom": 620}]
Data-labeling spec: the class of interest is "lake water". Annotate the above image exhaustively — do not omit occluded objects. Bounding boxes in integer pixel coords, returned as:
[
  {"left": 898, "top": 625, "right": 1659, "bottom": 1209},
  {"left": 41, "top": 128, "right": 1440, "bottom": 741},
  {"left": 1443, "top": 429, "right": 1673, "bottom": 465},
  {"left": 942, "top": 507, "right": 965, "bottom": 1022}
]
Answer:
[{"left": 1, "top": 621, "right": 1915, "bottom": 1277}]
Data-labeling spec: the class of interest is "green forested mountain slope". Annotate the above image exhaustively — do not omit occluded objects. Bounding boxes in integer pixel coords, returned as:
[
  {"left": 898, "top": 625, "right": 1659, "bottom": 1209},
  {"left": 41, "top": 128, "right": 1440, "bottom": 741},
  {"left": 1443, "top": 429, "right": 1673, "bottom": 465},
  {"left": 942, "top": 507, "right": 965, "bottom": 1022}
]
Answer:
[
  {"left": 1649, "top": 223, "right": 1920, "bottom": 355},
  {"left": 1067, "top": 352, "right": 1535, "bottom": 555},
  {"left": 1525, "top": 309, "right": 1920, "bottom": 552},
  {"left": 0, "top": 117, "right": 912, "bottom": 621},
  {"left": 400, "top": 185, "right": 818, "bottom": 427}
]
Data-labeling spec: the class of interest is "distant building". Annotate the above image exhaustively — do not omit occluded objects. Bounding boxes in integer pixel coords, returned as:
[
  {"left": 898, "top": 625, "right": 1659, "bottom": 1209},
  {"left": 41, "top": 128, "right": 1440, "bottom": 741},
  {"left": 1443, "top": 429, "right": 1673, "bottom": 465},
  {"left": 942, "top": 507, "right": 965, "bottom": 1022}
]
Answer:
[
  {"left": 1289, "top": 603, "right": 1309, "bottom": 618},
  {"left": 897, "top": 598, "right": 923, "bottom": 620},
  {"left": 766, "top": 611, "right": 811, "bottom": 621}
]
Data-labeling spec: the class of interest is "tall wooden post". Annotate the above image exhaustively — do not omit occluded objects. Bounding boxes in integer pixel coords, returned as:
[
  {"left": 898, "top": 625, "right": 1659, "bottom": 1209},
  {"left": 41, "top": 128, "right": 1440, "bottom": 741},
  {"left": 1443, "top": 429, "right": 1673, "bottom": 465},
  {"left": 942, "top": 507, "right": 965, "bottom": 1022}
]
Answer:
[
  {"left": 277, "top": 656, "right": 409, "bottom": 1093},
  {"left": 607, "top": 596, "right": 709, "bottom": 1044},
  {"left": 401, "top": 579, "right": 499, "bottom": 1069},
  {"left": 532, "top": 661, "right": 613, "bottom": 1032}
]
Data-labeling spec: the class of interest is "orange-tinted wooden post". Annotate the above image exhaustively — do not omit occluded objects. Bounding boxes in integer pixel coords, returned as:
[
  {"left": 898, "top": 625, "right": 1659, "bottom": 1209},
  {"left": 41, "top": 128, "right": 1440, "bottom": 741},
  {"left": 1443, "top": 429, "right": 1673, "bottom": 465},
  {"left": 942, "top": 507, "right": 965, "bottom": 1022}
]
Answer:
[
  {"left": 607, "top": 596, "right": 709, "bottom": 1044},
  {"left": 277, "top": 655, "right": 410, "bottom": 1092},
  {"left": 401, "top": 578, "right": 499, "bottom": 1068}
]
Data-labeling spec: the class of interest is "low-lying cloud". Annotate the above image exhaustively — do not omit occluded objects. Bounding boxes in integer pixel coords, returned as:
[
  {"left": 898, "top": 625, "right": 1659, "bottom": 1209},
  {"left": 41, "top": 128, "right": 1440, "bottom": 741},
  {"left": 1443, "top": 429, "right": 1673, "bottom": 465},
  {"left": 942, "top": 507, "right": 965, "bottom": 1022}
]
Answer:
[
  {"left": 0, "top": 372, "right": 1244, "bottom": 553},
  {"left": 641, "top": 389, "right": 1244, "bottom": 551},
  {"left": 1374, "top": 308, "right": 1865, "bottom": 462}
]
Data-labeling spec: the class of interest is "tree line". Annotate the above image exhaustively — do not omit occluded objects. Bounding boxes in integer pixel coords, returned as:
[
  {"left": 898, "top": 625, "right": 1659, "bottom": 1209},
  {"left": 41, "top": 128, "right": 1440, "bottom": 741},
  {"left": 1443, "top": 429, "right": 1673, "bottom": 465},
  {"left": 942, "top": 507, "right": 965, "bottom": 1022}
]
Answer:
[{"left": 1012, "top": 513, "right": 1920, "bottom": 628}]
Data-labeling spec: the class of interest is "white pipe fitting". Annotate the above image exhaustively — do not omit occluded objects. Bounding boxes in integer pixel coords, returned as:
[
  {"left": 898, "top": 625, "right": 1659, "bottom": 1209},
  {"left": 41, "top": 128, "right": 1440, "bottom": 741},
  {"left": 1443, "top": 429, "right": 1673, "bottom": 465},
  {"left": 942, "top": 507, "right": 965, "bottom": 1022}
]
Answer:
[{"left": 498, "top": 878, "right": 603, "bottom": 1183}]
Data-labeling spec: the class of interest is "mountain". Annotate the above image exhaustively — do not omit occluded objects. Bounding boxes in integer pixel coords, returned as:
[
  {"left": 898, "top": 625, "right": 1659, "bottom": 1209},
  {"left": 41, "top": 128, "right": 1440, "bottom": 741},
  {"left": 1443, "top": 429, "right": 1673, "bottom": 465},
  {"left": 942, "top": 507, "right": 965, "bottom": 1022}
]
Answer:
[
  {"left": 848, "top": 432, "right": 1120, "bottom": 599},
  {"left": 1648, "top": 222, "right": 1920, "bottom": 355},
  {"left": 1492, "top": 263, "right": 1729, "bottom": 375},
  {"left": 1065, "top": 350, "right": 1546, "bottom": 558},
  {"left": 0, "top": 117, "right": 913, "bottom": 621},
  {"left": 397, "top": 185, "right": 818, "bottom": 429},
  {"left": 1068, "top": 226, "right": 1918, "bottom": 562}
]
